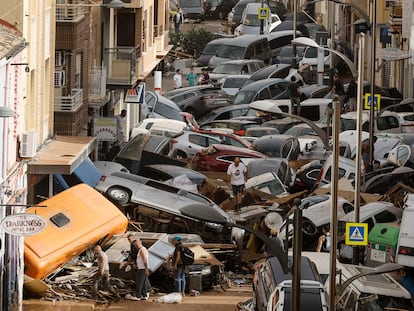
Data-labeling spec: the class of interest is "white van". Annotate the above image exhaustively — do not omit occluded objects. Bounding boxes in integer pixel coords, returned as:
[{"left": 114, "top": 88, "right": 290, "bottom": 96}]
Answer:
[
  {"left": 234, "top": 3, "right": 281, "bottom": 36},
  {"left": 130, "top": 118, "right": 187, "bottom": 138},
  {"left": 396, "top": 193, "right": 414, "bottom": 267},
  {"left": 340, "top": 110, "right": 402, "bottom": 134}
]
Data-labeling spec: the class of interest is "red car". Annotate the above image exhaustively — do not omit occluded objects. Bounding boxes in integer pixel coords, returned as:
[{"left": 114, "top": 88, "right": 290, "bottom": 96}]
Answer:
[{"left": 194, "top": 144, "right": 267, "bottom": 172}]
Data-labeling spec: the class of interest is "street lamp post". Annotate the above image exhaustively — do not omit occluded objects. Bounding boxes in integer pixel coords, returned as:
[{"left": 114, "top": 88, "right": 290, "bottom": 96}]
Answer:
[{"left": 291, "top": 36, "right": 362, "bottom": 310}]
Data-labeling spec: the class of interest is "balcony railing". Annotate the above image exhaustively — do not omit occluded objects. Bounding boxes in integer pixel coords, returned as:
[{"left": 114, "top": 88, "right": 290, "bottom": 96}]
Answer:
[
  {"left": 56, "top": 0, "right": 86, "bottom": 22},
  {"left": 54, "top": 88, "right": 83, "bottom": 112},
  {"left": 104, "top": 46, "right": 141, "bottom": 86}
]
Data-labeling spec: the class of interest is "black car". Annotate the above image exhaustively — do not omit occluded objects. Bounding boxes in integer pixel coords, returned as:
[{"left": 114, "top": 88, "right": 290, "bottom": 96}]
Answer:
[
  {"left": 290, "top": 160, "right": 323, "bottom": 192},
  {"left": 253, "top": 256, "right": 323, "bottom": 311},
  {"left": 206, "top": 0, "right": 238, "bottom": 19},
  {"left": 242, "top": 64, "right": 292, "bottom": 88},
  {"left": 233, "top": 78, "right": 290, "bottom": 106},
  {"left": 139, "top": 164, "right": 207, "bottom": 188},
  {"left": 163, "top": 85, "right": 232, "bottom": 119}
]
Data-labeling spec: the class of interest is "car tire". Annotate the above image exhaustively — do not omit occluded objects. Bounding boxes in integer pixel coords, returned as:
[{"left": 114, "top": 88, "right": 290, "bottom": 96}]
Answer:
[
  {"left": 176, "top": 150, "right": 187, "bottom": 160},
  {"left": 302, "top": 218, "right": 318, "bottom": 237},
  {"left": 106, "top": 187, "right": 130, "bottom": 205}
]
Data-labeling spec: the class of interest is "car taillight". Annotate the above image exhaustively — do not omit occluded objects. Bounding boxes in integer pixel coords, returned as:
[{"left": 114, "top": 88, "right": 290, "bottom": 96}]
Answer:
[
  {"left": 235, "top": 129, "right": 245, "bottom": 136},
  {"left": 100, "top": 176, "right": 106, "bottom": 181},
  {"left": 398, "top": 246, "right": 414, "bottom": 256}
]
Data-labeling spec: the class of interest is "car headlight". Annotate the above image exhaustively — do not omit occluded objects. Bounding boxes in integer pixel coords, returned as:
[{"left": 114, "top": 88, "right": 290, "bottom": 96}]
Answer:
[
  {"left": 219, "top": 77, "right": 226, "bottom": 85},
  {"left": 201, "top": 266, "right": 212, "bottom": 275}
]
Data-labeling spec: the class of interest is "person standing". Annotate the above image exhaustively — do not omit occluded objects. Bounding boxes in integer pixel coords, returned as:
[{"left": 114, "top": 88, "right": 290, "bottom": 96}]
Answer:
[
  {"left": 200, "top": 68, "right": 210, "bottom": 85},
  {"left": 172, "top": 236, "right": 186, "bottom": 296},
  {"left": 134, "top": 239, "right": 150, "bottom": 300},
  {"left": 362, "top": 136, "right": 377, "bottom": 173},
  {"left": 115, "top": 109, "right": 127, "bottom": 144},
  {"left": 92, "top": 245, "right": 121, "bottom": 302},
  {"left": 173, "top": 69, "right": 183, "bottom": 89},
  {"left": 288, "top": 76, "right": 301, "bottom": 115},
  {"left": 346, "top": 78, "right": 357, "bottom": 111},
  {"left": 173, "top": 7, "right": 184, "bottom": 33},
  {"left": 331, "top": 74, "right": 346, "bottom": 111},
  {"left": 227, "top": 157, "right": 247, "bottom": 211},
  {"left": 186, "top": 67, "right": 197, "bottom": 87}
]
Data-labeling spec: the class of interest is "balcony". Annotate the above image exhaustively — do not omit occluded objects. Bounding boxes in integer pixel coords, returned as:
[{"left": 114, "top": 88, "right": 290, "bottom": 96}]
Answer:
[
  {"left": 54, "top": 88, "right": 83, "bottom": 112},
  {"left": 88, "top": 67, "right": 110, "bottom": 109},
  {"left": 104, "top": 46, "right": 141, "bottom": 88},
  {"left": 56, "top": 0, "right": 86, "bottom": 22}
]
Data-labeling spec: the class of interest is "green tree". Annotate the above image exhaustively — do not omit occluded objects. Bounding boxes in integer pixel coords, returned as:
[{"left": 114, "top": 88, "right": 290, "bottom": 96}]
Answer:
[{"left": 170, "top": 26, "right": 217, "bottom": 58}]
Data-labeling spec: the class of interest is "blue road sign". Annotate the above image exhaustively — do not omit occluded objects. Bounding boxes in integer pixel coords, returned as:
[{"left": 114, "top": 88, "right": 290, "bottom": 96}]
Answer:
[{"left": 345, "top": 222, "right": 368, "bottom": 246}]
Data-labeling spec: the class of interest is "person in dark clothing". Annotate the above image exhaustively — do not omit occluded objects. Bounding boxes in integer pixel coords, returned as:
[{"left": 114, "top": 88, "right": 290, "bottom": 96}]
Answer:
[
  {"left": 171, "top": 235, "right": 186, "bottom": 296},
  {"left": 126, "top": 234, "right": 151, "bottom": 296},
  {"left": 331, "top": 74, "right": 347, "bottom": 111},
  {"left": 288, "top": 76, "right": 301, "bottom": 115},
  {"left": 200, "top": 68, "right": 210, "bottom": 85},
  {"left": 346, "top": 79, "right": 357, "bottom": 111},
  {"left": 173, "top": 7, "right": 184, "bottom": 33}
]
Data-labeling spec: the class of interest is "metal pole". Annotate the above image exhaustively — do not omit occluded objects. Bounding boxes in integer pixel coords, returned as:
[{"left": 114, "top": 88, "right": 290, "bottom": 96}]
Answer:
[
  {"left": 329, "top": 0, "right": 336, "bottom": 85},
  {"left": 292, "top": 0, "right": 298, "bottom": 68},
  {"left": 260, "top": 0, "right": 264, "bottom": 34},
  {"left": 291, "top": 205, "right": 302, "bottom": 311},
  {"left": 368, "top": 0, "right": 377, "bottom": 171},
  {"left": 353, "top": 32, "right": 365, "bottom": 264},
  {"left": 329, "top": 94, "right": 340, "bottom": 311}
]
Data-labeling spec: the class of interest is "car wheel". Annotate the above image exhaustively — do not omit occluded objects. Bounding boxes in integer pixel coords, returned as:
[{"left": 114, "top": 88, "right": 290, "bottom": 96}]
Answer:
[
  {"left": 107, "top": 187, "right": 130, "bottom": 205},
  {"left": 302, "top": 218, "right": 318, "bottom": 236},
  {"left": 176, "top": 150, "right": 187, "bottom": 161}
]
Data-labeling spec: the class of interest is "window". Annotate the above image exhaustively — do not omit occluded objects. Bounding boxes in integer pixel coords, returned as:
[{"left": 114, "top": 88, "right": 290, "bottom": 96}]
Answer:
[
  {"left": 281, "top": 140, "right": 292, "bottom": 158},
  {"left": 245, "top": 46, "right": 254, "bottom": 59},
  {"left": 257, "top": 88, "right": 271, "bottom": 100},
  {"left": 374, "top": 211, "right": 397, "bottom": 223},
  {"left": 255, "top": 42, "right": 263, "bottom": 55},
  {"left": 269, "top": 83, "right": 284, "bottom": 97}
]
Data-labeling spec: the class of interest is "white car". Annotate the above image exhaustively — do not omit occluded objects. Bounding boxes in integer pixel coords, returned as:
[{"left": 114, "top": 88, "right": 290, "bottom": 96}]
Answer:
[
  {"left": 298, "top": 46, "right": 330, "bottom": 68},
  {"left": 397, "top": 111, "right": 414, "bottom": 133},
  {"left": 130, "top": 118, "right": 187, "bottom": 138},
  {"left": 234, "top": 3, "right": 281, "bottom": 36}
]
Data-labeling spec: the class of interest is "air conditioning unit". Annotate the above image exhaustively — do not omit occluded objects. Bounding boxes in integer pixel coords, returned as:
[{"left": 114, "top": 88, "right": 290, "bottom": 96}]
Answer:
[
  {"left": 55, "top": 51, "right": 64, "bottom": 67},
  {"left": 54, "top": 71, "right": 66, "bottom": 87},
  {"left": 20, "top": 131, "right": 39, "bottom": 158}
]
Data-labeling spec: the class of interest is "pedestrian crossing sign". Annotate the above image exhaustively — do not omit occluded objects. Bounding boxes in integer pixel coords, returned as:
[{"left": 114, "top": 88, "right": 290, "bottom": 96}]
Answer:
[
  {"left": 258, "top": 7, "right": 269, "bottom": 20},
  {"left": 345, "top": 222, "right": 368, "bottom": 246},
  {"left": 364, "top": 93, "right": 381, "bottom": 110}
]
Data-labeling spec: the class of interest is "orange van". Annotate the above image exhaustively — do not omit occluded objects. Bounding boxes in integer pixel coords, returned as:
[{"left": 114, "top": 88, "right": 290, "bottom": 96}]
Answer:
[{"left": 24, "top": 184, "right": 128, "bottom": 279}]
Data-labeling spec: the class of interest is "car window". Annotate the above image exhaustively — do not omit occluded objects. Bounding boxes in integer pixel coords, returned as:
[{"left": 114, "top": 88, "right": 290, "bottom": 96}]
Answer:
[
  {"left": 342, "top": 203, "right": 354, "bottom": 213},
  {"left": 325, "top": 167, "right": 346, "bottom": 181},
  {"left": 145, "top": 92, "right": 157, "bottom": 108},
  {"left": 233, "top": 91, "right": 256, "bottom": 105},
  {"left": 269, "top": 83, "right": 284, "bottom": 97},
  {"left": 255, "top": 42, "right": 263, "bottom": 55},
  {"left": 203, "top": 43, "right": 219, "bottom": 55},
  {"left": 257, "top": 88, "right": 271, "bottom": 100},
  {"left": 189, "top": 134, "right": 208, "bottom": 147},
  {"left": 377, "top": 116, "right": 399, "bottom": 130},
  {"left": 230, "top": 109, "right": 248, "bottom": 118},
  {"left": 269, "top": 66, "right": 291, "bottom": 78},
  {"left": 145, "top": 122, "right": 154, "bottom": 130},
  {"left": 245, "top": 45, "right": 254, "bottom": 59},
  {"left": 223, "top": 77, "right": 248, "bottom": 88},
  {"left": 281, "top": 140, "right": 292, "bottom": 158},
  {"left": 374, "top": 210, "right": 397, "bottom": 223},
  {"left": 154, "top": 102, "right": 182, "bottom": 120},
  {"left": 300, "top": 195, "right": 329, "bottom": 208},
  {"left": 217, "top": 45, "right": 245, "bottom": 59},
  {"left": 207, "top": 136, "right": 221, "bottom": 146}
]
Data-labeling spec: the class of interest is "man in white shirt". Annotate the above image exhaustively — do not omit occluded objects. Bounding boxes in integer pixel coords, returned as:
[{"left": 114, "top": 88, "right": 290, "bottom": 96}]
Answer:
[
  {"left": 134, "top": 239, "right": 150, "bottom": 300},
  {"left": 115, "top": 109, "right": 127, "bottom": 144},
  {"left": 227, "top": 157, "right": 247, "bottom": 211},
  {"left": 173, "top": 69, "right": 183, "bottom": 89}
]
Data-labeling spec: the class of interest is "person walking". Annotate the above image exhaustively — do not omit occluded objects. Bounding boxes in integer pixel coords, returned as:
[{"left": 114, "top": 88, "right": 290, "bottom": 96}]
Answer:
[
  {"left": 115, "top": 109, "right": 127, "bottom": 144},
  {"left": 288, "top": 76, "right": 301, "bottom": 115},
  {"left": 134, "top": 239, "right": 150, "bottom": 300},
  {"left": 171, "top": 236, "right": 186, "bottom": 296},
  {"left": 173, "top": 7, "right": 184, "bottom": 33},
  {"left": 186, "top": 67, "right": 197, "bottom": 87},
  {"left": 346, "top": 78, "right": 357, "bottom": 111},
  {"left": 173, "top": 69, "right": 183, "bottom": 89},
  {"left": 200, "top": 68, "right": 210, "bottom": 85},
  {"left": 92, "top": 245, "right": 121, "bottom": 302},
  {"left": 227, "top": 157, "right": 247, "bottom": 211}
]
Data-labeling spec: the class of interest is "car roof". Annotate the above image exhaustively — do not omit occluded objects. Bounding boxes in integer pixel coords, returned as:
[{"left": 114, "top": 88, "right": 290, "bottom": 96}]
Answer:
[
  {"left": 163, "top": 85, "right": 217, "bottom": 97},
  {"left": 268, "top": 256, "right": 321, "bottom": 284},
  {"left": 216, "top": 59, "right": 264, "bottom": 65},
  {"left": 249, "top": 64, "right": 291, "bottom": 80},
  {"left": 143, "top": 164, "right": 207, "bottom": 179},
  {"left": 339, "top": 201, "right": 400, "bottom": 222},
  {"left": 239, "top": 78, "right": 288, "bottom": 91},
  {"left": 220, "top": 34, "right": 268, "bottom": 47},
  {"left": 211, "top": 143, "right": 265, "bottom": 156}
]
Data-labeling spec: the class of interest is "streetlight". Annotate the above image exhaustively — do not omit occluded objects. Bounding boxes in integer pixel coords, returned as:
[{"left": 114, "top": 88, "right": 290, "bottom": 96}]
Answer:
[{"left": 291, "top": 35, "right": 366, "bottom": 310}]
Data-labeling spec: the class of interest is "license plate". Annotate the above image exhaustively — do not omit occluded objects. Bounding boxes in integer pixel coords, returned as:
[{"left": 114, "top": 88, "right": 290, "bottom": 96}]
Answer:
[{"left": 371, "top": 249, "right": 386, "bottom": 263}]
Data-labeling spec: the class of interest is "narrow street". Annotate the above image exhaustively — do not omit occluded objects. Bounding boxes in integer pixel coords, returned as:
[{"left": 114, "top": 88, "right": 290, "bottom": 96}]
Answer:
[{"left": 23, "top": 284, "right": 251, "bottom": 310}]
